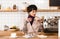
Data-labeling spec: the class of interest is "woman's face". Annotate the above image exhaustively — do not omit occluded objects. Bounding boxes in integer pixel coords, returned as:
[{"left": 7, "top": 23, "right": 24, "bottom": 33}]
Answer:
[{"left": 29, "top": 10, "right": 37, "bottom": 17}]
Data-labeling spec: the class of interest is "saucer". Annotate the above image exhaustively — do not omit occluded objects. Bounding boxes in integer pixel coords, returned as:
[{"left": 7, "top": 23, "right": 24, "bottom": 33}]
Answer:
[{"left": 37, "top": 35, "right": 47, "bottom": 38}]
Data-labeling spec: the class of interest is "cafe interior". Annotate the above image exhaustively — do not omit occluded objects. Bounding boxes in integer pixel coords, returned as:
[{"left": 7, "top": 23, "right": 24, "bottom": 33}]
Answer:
[{"left": 0, "top": 0, "right": 60, "bottom": 39}]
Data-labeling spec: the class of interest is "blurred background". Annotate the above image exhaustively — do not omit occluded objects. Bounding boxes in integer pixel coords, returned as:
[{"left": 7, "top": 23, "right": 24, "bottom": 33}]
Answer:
[{"left": 0, "top": 0, "right": 59, "bottom": 37}]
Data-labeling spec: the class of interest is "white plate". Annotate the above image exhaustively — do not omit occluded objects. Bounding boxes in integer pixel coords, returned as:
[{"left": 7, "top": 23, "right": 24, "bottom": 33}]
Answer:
[
  {"left": 23, "top": 34, "right": 34, "bottom": 38},
  {"left": 37, "top": 35, "right": 47, "bottom": 38}
]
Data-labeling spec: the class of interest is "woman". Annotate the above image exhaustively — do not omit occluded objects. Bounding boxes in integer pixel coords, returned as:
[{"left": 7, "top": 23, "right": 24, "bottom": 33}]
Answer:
[{"left": 22, "top": 5, "right": 41, "bottom": 34}]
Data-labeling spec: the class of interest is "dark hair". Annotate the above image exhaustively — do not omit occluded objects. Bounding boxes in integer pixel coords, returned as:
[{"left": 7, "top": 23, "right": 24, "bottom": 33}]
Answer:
[{"left": 27, "top": 5, "right": 37, "bottom": 13}]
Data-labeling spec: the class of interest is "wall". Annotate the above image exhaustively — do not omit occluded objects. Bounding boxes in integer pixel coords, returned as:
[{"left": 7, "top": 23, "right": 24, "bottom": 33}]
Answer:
[
  {"left": 0, "top": 0, "right": 58, "bottom": 10},
  {"left": 0, "top": 12, "right": 60, "bottom": 30}
]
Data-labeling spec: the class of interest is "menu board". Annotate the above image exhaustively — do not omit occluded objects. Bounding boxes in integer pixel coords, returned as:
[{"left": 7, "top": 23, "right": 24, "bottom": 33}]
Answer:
[{"left": 50, "top": 0, "right": 60, "bottom": 6}]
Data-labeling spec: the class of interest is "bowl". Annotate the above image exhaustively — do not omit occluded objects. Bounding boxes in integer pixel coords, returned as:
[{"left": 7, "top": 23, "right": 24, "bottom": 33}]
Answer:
[{"left": 9, "top": 29, "right": 16, "bottom": 32}]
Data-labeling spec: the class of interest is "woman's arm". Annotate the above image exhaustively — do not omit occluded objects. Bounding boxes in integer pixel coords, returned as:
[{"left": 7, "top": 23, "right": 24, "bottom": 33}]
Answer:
[{"left": 22, "top": 19, "right": 28, "bottom": 34}]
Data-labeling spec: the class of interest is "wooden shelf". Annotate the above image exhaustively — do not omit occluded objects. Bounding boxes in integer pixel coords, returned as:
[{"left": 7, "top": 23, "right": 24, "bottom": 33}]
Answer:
[
  {"left": 22, "top": 9, "right": 60, "bottom": 12},
  {"left": 0, "top": 9, "right": 60, "bottom": 12},
  {"left": 37, "top": 9, "right": 60, "bottom": 12},
  {"left": 0, "top": 10, "right": 18, "bottom": 12}
]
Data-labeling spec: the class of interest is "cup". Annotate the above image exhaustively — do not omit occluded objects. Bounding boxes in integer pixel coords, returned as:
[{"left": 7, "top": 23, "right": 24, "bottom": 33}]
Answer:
[{"left": 10, "top": 33, "right": 17, "bottom": 38}]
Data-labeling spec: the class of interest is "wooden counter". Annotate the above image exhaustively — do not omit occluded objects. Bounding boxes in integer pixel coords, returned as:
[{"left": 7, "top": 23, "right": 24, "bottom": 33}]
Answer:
[
  {"left": 0, "top": 36, "right": 58, "bottom": 39},
  {"left": 0, "top": 31, "right": 58, "bottom": 39},
  {"left": 0, "top": 31, "right": 24, "bottom": 36},
  {"left": 0, "top": 31, "right": 58, "bottom": 36}
]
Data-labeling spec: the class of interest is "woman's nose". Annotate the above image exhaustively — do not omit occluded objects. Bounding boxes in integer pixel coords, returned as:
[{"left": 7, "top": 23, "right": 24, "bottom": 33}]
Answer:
[{"left": 34, "top": 13, "right": 36, "bottom": 15}]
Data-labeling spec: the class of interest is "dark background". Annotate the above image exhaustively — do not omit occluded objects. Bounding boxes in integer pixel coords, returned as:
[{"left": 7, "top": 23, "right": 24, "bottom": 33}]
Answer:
[{"left": 50, "top": 0, "right": 60, "bottom": 6}]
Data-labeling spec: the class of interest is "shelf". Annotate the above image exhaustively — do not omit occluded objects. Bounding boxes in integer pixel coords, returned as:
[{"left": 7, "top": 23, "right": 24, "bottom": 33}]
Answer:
[
  {"left": 22, "top": 9, "right": 60, "bottom": 12},
  {"left": 0, "top": 10, "right": 18, "bottom": 12},
  {"left": 0, "top": 9, "right": 60, "bottom": 12},
  {"left": 37, "top": 9, "right": 60, "bottom": 12}
]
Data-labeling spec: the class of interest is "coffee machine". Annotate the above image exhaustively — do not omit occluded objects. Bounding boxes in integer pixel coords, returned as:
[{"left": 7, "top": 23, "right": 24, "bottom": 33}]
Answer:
[{"left": 43, "top": 16, "right": 58, "bottom": 33}]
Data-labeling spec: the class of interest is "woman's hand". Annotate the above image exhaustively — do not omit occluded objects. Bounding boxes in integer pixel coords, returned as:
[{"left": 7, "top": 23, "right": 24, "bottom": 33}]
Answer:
[{"left": 26, "top": 18, "right": 32, "bottom": 22}]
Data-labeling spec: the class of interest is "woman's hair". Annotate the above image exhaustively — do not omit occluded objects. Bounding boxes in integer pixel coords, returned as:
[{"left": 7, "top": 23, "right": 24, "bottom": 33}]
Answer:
[{"left": 27, "top": 5, "right": 37, "bottom": 13}]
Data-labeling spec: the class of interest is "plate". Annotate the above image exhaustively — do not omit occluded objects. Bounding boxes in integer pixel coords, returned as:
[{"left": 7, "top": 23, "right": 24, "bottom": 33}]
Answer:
[{"left": 37, "top": 35, "right": 47, "bottom": 38}]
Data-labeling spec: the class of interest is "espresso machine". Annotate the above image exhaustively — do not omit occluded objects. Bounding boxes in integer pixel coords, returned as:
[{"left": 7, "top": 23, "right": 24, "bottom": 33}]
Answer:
[{"left": 43, "top": 16, "right": 58, "bottom": 33}]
